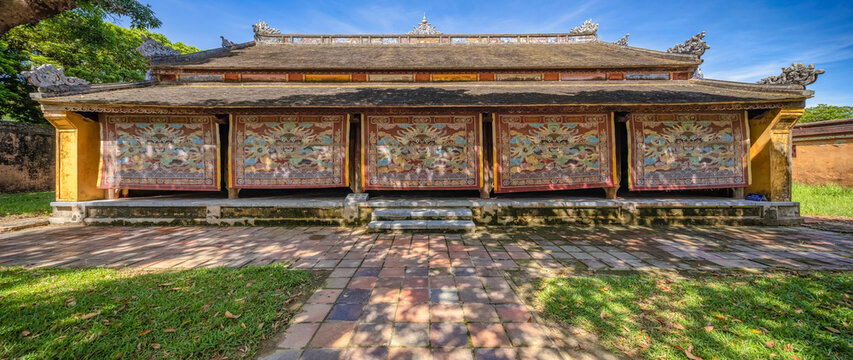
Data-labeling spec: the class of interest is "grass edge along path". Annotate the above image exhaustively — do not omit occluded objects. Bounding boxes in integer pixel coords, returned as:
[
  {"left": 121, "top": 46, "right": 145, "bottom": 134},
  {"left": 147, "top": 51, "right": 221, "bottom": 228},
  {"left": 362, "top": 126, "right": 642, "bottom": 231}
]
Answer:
[
  {"left": 792, "top": 183, "right": 853, "bottom": 218},
  {"left": 0, "top": 191, "right": 54, "bottom": 218},
  {"left": 536, "top": 272, "right": 853, "bottom": 360},
  {"left": 0, "top": 265, "right": 316, "bottom": 359}
]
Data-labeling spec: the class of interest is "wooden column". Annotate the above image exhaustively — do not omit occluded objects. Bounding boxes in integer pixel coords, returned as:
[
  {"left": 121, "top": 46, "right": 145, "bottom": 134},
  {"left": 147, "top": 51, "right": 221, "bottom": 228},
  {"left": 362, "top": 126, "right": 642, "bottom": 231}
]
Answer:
[
  {"left": 746, "top": 108, "right": 803, "bottom": 201},
  {"left": 349, "top": 114, "right": 364, "bottom": 194},
  {"left": 479, "top": 114, "right": 491, "bottom": 199},
  {"left": 605, "top": 112, "right": 624, "bottom": 200},
  {"left": 43, "top": 110, "right": 105, "bottom": 202}
]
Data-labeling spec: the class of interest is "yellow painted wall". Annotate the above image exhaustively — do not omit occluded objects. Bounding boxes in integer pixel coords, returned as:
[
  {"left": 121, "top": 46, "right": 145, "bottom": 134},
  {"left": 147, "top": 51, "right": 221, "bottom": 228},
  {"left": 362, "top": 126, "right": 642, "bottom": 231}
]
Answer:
[{"left": 45, "top": 111, "right": 104, "bottom": 202}]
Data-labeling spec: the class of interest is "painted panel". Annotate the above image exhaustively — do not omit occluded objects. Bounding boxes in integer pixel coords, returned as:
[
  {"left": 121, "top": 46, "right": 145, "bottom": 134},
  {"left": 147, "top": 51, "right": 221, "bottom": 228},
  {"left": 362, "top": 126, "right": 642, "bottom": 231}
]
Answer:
[
  {"left": 99, "top": 115, "right": 220, "bottom": 191},
  {"left": 494, "top": 113, "right": 615, "bottom": 193},
  {"left": 495, "top": 73, "right": 542, "bottom": 81},
  {"left": 432, "top": 74, "right": 478, "bottom": 82},
  {"left": 304, "top": 74, "right": 351, "bottom": 82},
  {"left": 628, "top": 112, "right": 750, "bottom": 190},
  {"left": 231, "top": 115, "right": 348, "bottom": 189},
  {"left": 364, "top": 114, "right": 481, "bottom": 190},
  {"left": 368, "top": 74, "right": 414, "bottom": 82}
]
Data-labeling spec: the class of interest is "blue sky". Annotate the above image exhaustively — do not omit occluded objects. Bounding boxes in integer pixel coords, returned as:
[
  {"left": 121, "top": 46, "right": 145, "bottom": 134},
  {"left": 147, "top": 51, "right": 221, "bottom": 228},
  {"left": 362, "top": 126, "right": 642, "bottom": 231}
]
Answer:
[{"left": 119, "top": 0, "right": 852, "bottom": 106}]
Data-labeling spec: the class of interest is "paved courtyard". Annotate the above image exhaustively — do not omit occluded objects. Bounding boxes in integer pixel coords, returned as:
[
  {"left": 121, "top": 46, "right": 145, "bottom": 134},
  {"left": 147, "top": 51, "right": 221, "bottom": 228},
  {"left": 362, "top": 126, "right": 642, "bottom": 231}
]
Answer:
[{"left": 1, "top": 225, "right": 852, "bottom": 360}]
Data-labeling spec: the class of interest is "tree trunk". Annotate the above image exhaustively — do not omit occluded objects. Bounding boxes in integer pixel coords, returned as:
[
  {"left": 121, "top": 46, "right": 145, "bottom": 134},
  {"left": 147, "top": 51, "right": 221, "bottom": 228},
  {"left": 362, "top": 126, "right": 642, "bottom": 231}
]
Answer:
[{"left": 0, "top": 0, "right": 77, "bottom": 34}]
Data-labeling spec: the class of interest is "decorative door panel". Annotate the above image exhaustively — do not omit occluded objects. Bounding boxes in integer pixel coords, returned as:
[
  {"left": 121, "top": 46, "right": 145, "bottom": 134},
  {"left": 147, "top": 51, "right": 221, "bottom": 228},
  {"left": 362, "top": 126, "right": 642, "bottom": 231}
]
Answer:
[
  {"left": 363, "top": 114, "right": 481, "bottom": 190},
  {"left": 230, "top": 114, "right": 348, "bottom": 189},
  {"left": 628, "top": 112, "right": 749, "bottom": 190},
  {"left": 99, "top": 115, "right": 220, "bottom": 191},
  {"left": 493, "top": 113, "right": 615, "bottom": 193}
]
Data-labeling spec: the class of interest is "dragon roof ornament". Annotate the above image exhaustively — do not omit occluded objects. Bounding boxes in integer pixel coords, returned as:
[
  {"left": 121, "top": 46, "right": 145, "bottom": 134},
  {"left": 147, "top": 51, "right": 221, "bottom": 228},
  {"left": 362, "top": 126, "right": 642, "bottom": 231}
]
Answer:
[
  {"left": 614, "top": 33, "right": 629, "bottom": 46},
  {"left": 407, "top": 15, "right": 442, "bottom": 35},
  {"left": 569, "top": 19, "right": 598, "bottom": 35},
  {"left": 667, "top": 31, "right": 709, "bottom": 57},
  {"left": 253, "top": 20, "right": 281, "bottom": 37},
  {"left": 21, "top": 64, "right": 90, "bottom": 93},
  {"left": 221, "top": 36, "right": 236, "bottom": 48},
  {"left": 136, "top": 35, "right": 180, "bottom": 58},
  {"left": 757, "top": 63, "right": 824, "bottom": 86}
]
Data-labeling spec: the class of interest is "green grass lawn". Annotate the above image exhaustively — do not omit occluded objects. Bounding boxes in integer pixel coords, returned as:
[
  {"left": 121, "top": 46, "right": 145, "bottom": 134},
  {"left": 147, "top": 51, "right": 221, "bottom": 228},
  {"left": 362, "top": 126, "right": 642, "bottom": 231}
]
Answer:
[
  {"left": 793, "top": 183, "right": 853, "bottom": 218},
  {"left": 0, "top": 191, "right": 54, "bottom": 217},
  {"left": 0, "top": 265, "right": 315, "bottom": 359},
  {"left": 537, "top": 273, "right": 853, "bottom": 359}
]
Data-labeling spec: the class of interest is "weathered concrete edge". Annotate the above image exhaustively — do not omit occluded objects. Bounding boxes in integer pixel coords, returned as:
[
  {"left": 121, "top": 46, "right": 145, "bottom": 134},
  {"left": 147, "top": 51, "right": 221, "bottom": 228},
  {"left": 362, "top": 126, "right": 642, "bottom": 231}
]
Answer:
[{"left": 0, "top": 219, "right": 51, "bottom": 233}]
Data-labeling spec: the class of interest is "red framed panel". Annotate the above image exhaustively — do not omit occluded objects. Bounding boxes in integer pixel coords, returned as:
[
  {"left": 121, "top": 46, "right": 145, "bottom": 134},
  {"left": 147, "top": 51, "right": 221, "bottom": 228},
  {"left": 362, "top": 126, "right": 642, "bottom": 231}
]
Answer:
[
  {"left": 493, "top": 113, "right": 616, "bottom": 193},
  {"left": 98, "top": 114, "right": 220, "bottom": 191},
  {"left": 627, "top": 111, "right": 750, "bottom": 190},
  {"left": 230, "top": 114, "right": 349, "bottom": 189},
  {"left": 362, "top": 113, "right": 481, "bottom": 190}
]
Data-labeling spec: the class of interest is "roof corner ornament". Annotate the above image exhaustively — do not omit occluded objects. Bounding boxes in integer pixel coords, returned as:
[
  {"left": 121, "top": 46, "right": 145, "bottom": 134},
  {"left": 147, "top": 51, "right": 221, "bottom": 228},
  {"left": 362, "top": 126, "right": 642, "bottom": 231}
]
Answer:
[
  {"left": 21, "top": 64, "right": 90, "bottom": 93},
  {"left": 407, "top": 14, "right": 442, "bottom": 35},
  {"left": 757, "top": 63, "right": 825, "bottom": 86},
  {"left": 667, "top": 31, "right": 709, "bottom": 57},
  {"left": 221, "top": 36, "right": 236, "bottom": 48},
  {"left": 569, "top": 19, "right": 598, "bottom": 35},
  {"left": 253, "top": 20, "right": 281, "bottom": 37},
  {"left": 614, "top": 33, "right": 629, "bottom": 46},
  {"left": 136, "top": 35, "right": 180, "bottom": 58}
]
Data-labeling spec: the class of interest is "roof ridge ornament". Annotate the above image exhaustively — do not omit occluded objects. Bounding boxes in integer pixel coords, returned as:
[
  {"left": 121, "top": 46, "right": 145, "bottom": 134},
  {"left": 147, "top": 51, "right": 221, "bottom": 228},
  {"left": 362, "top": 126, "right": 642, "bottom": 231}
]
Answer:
[
  {"left": 221, "top": 36, "right": 235, "bottom": 48},
  {"left": 407, "top": 14, "right": 442, "bottom": 35},
  {"left": 253, "top": 20, "right": 281, "bottom": 37},
  {"left": 569, "top": 19, "right": 598, "bottom": 35},
  {"left": 667, "top": 31, "right": 709, "bottom": 57},
  {"left": 21, "top": 64, "right": 90, "bottom": 93},
  {"left": 136, "top": 35, "right": 180, "bottom": 58},
  {"left": 757, "top": 63, "right": 825, "bottom": 86},
  {"left": 614, "top": 33, "right": 629, "bottom": 46}
]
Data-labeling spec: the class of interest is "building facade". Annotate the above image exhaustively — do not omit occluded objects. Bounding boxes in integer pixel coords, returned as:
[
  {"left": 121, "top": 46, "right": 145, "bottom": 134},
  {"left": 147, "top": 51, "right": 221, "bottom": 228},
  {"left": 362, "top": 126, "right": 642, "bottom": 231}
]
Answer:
[{"left": 23, "top": 18, "right": 824, "bottom": 225}]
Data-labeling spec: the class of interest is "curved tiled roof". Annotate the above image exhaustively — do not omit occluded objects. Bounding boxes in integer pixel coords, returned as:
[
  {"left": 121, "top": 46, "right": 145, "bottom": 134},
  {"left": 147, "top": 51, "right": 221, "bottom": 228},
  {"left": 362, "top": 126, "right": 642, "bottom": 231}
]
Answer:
[
  {"left": 37, "top": 80, "right": 809, "bottom": 109},
  {"left": 149, "top": 41, "right": 701, "bottom": 71}
]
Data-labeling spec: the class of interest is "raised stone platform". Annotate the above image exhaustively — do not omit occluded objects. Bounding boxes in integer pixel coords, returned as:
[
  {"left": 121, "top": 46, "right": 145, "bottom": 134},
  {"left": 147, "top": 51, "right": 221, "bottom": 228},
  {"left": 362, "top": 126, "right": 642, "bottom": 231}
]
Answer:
[{"left": 50, "top": 194, "right": 803, "bottom": 227}]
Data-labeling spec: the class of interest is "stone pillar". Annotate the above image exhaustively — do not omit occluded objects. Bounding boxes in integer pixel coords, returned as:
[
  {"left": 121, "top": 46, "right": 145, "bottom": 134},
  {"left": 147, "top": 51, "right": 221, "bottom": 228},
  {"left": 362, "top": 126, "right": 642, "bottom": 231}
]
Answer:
[
  {"left": 746, "top": 109, "right": 803, "bottom": 201},
  {"left": 43, "top": 110, "right": 104, "bottom": 202}
]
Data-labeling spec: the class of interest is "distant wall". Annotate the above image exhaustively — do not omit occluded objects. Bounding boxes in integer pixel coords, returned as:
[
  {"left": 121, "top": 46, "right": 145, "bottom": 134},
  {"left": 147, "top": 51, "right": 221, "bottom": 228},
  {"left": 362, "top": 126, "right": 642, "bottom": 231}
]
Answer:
[
  {"left": 791, "top": 119, "right": 853, "bottom": 188},
  {"left": 792, "top": 140, "right": 853, "bottom": 187},
  {"left": 0, "top": 121, "right": 55, "bottom": 193}
]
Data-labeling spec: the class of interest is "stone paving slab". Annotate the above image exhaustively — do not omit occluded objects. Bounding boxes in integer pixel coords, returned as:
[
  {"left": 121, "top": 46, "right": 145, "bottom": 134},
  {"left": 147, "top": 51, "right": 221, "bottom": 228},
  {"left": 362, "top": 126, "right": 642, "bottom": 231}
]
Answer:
[{"left": 1, "top": 225, "right": 851, "bottom": 360}]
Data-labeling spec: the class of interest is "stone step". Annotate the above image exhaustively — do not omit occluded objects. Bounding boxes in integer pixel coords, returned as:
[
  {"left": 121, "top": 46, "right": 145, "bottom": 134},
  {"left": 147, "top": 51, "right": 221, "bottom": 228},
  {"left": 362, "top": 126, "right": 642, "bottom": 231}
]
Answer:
[
  {"left": 367, "top": 220, "right": 476, "bottom": 233},
  {"left": 371, "top": 208, "right": 473, "bottom": 221}
]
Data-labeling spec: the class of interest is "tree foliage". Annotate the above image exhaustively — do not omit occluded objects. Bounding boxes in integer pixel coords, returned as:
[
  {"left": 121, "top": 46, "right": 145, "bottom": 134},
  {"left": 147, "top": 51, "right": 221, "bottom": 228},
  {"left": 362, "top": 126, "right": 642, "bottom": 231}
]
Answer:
[
  {"left": 0, "top": 0, "right": 161, "bottom": 34},
  {"left": 799, "top": 104, "right": 853, "bottom": 124},
  {"left": 0, "top": 4, "right": 197, "bottom": 123}
]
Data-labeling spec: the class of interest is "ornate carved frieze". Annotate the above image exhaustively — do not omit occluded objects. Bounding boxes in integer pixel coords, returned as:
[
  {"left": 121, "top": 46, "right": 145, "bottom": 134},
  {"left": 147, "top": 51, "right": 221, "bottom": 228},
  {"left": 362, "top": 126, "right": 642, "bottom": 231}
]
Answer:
[
  {"left": 221, "top": 36, "right": 235, "bottom": 48},
  {"left": 569, "top": 19, "right": 598, "bottom": 35},
  {"left": 136, "top": 35, "right": 180, "bottom": 58},
  {"left": 757, "top": 63, "right": 825, "bottom": 86},
  {"left": 253, "top": 20, "right": 281, "bottom": 37},
  {"left": 615, "top": 33, "right": 629, "bottom": 46},
  {"left": 407, "top": 15, "right": 442, "bottom": 35},
  {"left": 21, "top": 64, "right": 90, "bottom": 93},
  {"left": 667, "top": 31, "right": 709, "bottom": 57}
]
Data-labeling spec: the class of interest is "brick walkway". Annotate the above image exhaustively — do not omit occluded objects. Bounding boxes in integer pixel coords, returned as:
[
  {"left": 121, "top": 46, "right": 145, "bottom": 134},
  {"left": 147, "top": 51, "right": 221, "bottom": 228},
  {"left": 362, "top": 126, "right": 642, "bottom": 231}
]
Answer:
[{"left": 1, "top": 225, "right": 851, "bottom": 360}]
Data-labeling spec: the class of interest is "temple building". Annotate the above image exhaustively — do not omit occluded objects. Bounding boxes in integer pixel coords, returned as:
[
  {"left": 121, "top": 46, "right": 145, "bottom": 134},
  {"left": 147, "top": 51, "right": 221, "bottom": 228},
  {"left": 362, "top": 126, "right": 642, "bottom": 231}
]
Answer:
[{"left": 24, "top": 17, "right": 824, "bottom": 229}]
